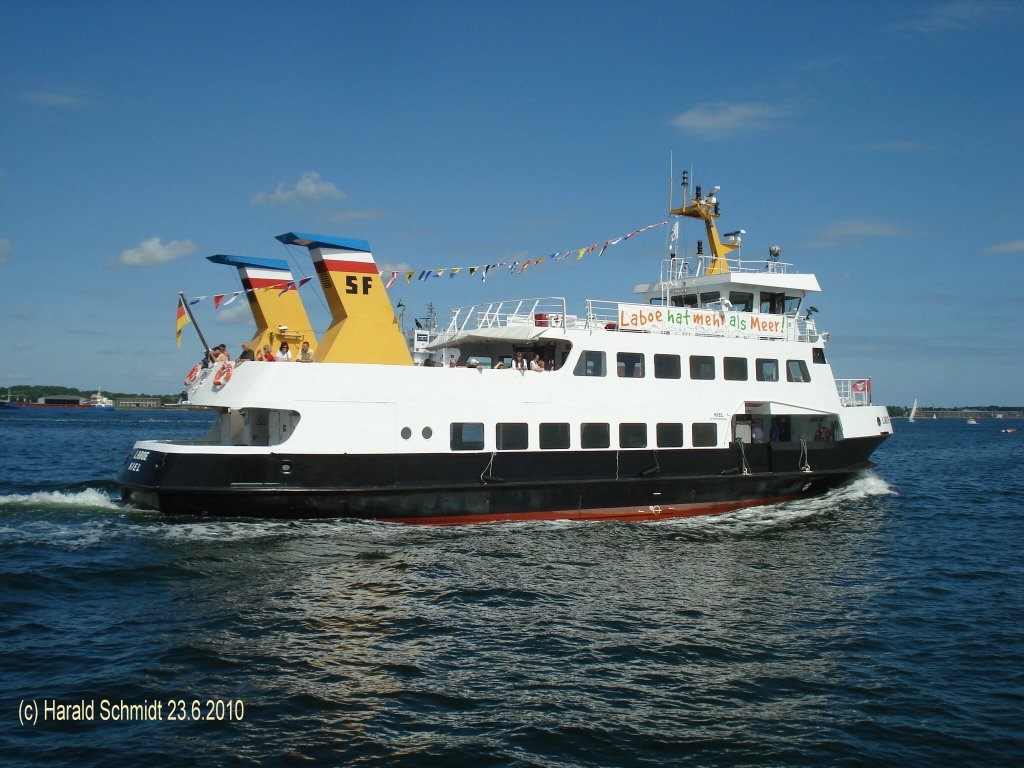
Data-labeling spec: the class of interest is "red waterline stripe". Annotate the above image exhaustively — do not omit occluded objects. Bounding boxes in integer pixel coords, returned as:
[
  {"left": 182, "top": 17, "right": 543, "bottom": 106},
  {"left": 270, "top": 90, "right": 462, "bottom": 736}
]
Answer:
[
  {"left": 385, "top": 494, "right": 802, "bottom": 526},
  {"left": 313, "top": 260, "right": 379, "bottom": 274}
]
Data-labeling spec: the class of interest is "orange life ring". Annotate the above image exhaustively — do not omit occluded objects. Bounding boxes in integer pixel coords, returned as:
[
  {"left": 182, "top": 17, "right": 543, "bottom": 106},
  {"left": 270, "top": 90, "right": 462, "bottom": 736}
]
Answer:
[
  {"left": 184, "top": 364, "right": 200, "bottom": 386},
  {"left": 213, "top": 362, "right": 233, "bottom": 389}
]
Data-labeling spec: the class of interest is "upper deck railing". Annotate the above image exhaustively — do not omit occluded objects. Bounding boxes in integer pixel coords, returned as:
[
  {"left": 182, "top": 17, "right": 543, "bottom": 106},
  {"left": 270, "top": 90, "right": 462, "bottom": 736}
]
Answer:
[
  {"left": 437, "top": 296, "right": 824, "bottom": 344},
  {"left": 835, "top": 378, "right": 873, "bottom": 406},
  {"left": 661, "top": 256, "right": 796, "bottom": 283}
]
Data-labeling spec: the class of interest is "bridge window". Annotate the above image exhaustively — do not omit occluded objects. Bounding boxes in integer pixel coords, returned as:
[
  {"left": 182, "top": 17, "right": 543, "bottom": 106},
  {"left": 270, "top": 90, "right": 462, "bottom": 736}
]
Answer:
[
  {"left": 699, "top": 291, "right": 720, "bottom": 308},
  {"left": 617, "top": 352, "right": 645, "bottom": 378},
  {"left": 756, "top": 358, "right": 779, "bottom": 382},
  {"left": 689, "top": 355, "right": 715, "bottom": 380},
  {"left": 496, "top": 423, "right": 528, "bottom": 450},
  {"left": 539, "top": 423, "right": 570, "bottom": 450},
  {"left": 654, "top": 354, "right": 681, "bottom": 379},
  {"left": 656, "top": 423, "right": 684, "bottom": 447},
  {"left": 729, "top": 291, "right": 754, "bottom": 312},
  {"left": 786, "top": 360, "right": 811, "bottom": 383},
  {"left": 574, "top": 351, "right": 606, "bottom": 377},
  {"left": 724, "top": 357, "right": 748, "bottom": 381},
  {"left": 581, "top": 423, "right": 610, "bottom": 449},
  {"left": 451, "top": 422, "right": 484, "bottom": 451},
  {"left": 619, "top": 423, "right": 647, "bottom": 449},
  {"left": 692, "top": 423, "right": 718, "bottom": 447},
  {"left": 812, "top": 348, "right": 827, "bottom": 364}
]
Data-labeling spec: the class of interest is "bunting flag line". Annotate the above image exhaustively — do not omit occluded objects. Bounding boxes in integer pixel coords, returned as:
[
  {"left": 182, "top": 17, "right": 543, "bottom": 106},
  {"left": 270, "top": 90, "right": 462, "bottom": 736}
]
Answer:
[{"left": 182, "top": 219, "right": 669, "bottom": 304}]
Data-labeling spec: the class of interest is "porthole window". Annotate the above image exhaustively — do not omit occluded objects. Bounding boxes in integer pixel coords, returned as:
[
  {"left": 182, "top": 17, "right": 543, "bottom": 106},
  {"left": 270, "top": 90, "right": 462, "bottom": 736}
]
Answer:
[
  {"left": 422, "top": 426, "right": 433, "bottom": 439},
  {"left": 401, "top": 427, "right": 412, "bottom": 440}
]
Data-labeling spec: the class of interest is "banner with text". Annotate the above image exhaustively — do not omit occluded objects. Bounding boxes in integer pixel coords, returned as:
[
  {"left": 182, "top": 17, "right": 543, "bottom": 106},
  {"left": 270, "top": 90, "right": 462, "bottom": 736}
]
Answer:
[{"left": 617, "top": 303, "right": 787, "bottom": 338}]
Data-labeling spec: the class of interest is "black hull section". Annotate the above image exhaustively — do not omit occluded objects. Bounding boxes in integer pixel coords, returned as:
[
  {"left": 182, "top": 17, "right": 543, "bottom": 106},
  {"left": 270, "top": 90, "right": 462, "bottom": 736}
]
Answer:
[{"left": 119, "top": 437, "right": 885, "bottom": 523}]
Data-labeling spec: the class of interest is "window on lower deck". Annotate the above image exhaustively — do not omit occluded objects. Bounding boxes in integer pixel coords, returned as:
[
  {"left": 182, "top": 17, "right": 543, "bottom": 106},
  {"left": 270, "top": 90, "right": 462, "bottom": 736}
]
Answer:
[
  {"left": 581, "top": 423, "right": 610, "bottom": 449},
  {"left": 692, "top": 423, "right": 718, "bottom": 447},
  {"left": 573, "top": 351, "right": 606, "bottom": 377},
  {"left": 540, "top": 423, "right": 570, "bottom": 450},
  {"left": 786, "top": 360, "right": 811, "bottom": 383},
  {"left": 451, "top": 422, "right": 484, "bottom": 451},
  {"left": 619, "top": 423, "right": 647, "bottom": 449},
  {"left": 496, "top": 422, "right": 529, "bottom": 450},
  {"left": 657, "top": 423, "right": 684, "bottom": 447},
  {"left": 617, "top": 352, "right": 644, "bottom": 378}
]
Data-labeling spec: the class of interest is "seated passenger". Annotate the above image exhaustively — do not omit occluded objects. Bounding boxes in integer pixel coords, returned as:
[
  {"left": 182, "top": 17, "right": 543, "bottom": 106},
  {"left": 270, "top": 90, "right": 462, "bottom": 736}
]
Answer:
[
  {"left": 297, "top": 341, "right": 314, "bottom": 362},
  {"left": 513, "top": 351, "right": 527, "bottom": 370},
  {"left": 236, "top": 342, "right": 255, "bottom": 364},
  {"left": 277, "top": 342, "right": 292, "bottom": 361},
  {"left": 260, "top": 344, "right": 276, "bottom": 362},
  {"left": 530, "top": 353, "right": 544, "bottom": 372}
]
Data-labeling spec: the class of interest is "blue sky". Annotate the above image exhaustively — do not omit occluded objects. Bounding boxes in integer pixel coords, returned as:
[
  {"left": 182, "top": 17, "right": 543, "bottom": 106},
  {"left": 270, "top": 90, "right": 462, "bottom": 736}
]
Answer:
[{"left": 2, "top": 0, "right": 1022, "bottom": 406}]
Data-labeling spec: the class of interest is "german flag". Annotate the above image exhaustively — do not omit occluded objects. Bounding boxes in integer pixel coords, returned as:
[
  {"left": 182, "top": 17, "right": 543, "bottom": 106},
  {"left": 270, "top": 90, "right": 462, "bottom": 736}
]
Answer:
[{"left": 175, "top": 297, "right": 189, "bottom": 348}]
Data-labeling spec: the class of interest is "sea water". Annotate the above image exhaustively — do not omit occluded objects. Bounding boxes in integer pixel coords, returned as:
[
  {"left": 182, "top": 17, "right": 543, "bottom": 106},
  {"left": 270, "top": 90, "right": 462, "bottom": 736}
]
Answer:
[{"left": 1, "top": 409, "right": 1022, "bottom": 766}]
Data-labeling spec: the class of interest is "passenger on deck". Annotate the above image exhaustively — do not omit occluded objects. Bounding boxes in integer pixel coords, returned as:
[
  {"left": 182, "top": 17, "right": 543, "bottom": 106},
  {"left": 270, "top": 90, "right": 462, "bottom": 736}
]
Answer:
[
  {"left": 493, "top": 360, "right": 505, "bottom": 369},
  {"left": 513, "top": 351, "right": 527, "bottom": 370},
  {"left": 752, "top": 423, "right": 765, "bottom": 443},
  {"left": 297, "top": 341, "right": 314, "bottom": 362},
  {"left": 260, "top": 345, "right": 276, "bottom": 362},
  {"left": 530, "top": 353, "right": 544, "bottom": 372},
  {"left": 212, "top": 344, "right": 229, "bottom": 362},
  {"left": 448, "top": 355, "right": 457, "bottom": 368},
  {"left": 277, "top": 342, "right": 292, "bottom": 361},
  {"left": 467, "top": 358, "right": 479, "bottom": 368},
  {"left": 237, "top": 342, "right": 255, "bottom": 364}
]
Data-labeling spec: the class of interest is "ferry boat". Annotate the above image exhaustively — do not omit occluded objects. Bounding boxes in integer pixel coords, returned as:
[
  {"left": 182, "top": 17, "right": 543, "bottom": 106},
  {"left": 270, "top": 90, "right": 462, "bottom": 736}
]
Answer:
[{"left": 118, "top": 175, "right": 893, "bottom": 523}]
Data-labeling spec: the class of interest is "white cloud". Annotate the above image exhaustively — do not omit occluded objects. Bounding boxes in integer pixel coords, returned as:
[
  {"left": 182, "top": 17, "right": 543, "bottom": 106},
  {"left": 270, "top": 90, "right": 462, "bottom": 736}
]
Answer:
[
  {"left": 671, "top": 101, "right": 794, "bottom": 139},
  {"left": 113, "top": 237, "right": 197, "bottom": 266},
  {"left": 20, "top": 91, "right": 94, "bottom": 108},
  {"left": 251, "top": 171, "right": 347, "bottom": 206},
  {"left": 0, "top": 238, "right": 10, "bottom": 264},
  {"left": 806, "top": 220, "right": 908, "bottom": 249},
  {"left": 982, "top": 239, "right": 1024, "bottom": 254},
  {"left": 213, "top": 302, "right": 251, "bottom": 325},
  {"left": 893, "top": 1, "right": 1015, "bottom": 34},
  {"left": 379, "top": 261, "right": 412, "bottom": 274}
]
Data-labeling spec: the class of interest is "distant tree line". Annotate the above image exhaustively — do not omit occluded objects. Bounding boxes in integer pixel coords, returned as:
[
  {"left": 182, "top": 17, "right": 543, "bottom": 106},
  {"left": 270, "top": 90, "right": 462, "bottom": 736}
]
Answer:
[{"left": 2, "top": 385, "right": 180, "bottom": 405}]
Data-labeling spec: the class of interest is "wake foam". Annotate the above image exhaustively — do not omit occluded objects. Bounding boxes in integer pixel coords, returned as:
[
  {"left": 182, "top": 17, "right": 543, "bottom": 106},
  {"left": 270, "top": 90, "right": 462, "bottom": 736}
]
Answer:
[{"left": 0, "top": 488, "right": 120, "bottom": 511}]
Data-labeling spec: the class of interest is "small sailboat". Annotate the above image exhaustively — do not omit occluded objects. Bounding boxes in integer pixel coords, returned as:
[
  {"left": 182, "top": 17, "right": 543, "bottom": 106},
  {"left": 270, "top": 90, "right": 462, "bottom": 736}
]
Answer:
[{"left": 908, "top": 398, "right": 918, "bottom": 423}]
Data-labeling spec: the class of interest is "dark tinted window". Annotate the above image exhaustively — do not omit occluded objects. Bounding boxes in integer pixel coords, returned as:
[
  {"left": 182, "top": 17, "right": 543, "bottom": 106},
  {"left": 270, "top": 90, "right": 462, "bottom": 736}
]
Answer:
[
  {"left": 496, "top": 423, "right": 528, "bottom": 450},
  {"left": 812, "top": 347, "right": 826, "bottom": 364},
  {"left": 724, "top": 357, "right": 748, "bottom": 381},
  {"left": 729, "top": 291, "right": 754, "bottom": 312},
  {"left": 581, "top": 423, "right": 610, "bottom": 449},
  {"left": 451, "top": 422, "right": 484, "bottom": 451},
  {"left": 619, "top": 423, "right": 647, "bottom": 449},
  {"left": 786, "top": 360, "right": 811, "bottom": 383},
  {"left": 692, "top": 423, "right": 718, "bottom": 447},
  {"left": 689, "top": 355, "right": 715, "bottom": 380},
  {"left": 573, "top": 351, "right": 606, "bottom": 377},
  {"left": 656, "top": 423, "right": 684, "bottom": 448},
  {"left": 756, "top": 358, "right": 779, "bottom": 382},
  {"left": 654, "top": 354, "right": 681, "bottom": 379},
  {"left": 617, "top": 352, "right": 644, "bottom": 378},
  {"left": 539, "top": 423, "right": 570, "bottom": 450}
]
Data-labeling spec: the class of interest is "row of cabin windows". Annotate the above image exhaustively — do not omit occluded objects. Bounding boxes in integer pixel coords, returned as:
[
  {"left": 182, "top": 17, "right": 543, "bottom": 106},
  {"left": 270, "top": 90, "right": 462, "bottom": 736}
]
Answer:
[
  {"left": 574, "top": 351, "right": 811, "bottom": 383},
  {"left": 450, "top": 422, "right": 719, "bottom": 451},
  {"left": 660, "top": 290, "right": 802, "bottom": 314}
]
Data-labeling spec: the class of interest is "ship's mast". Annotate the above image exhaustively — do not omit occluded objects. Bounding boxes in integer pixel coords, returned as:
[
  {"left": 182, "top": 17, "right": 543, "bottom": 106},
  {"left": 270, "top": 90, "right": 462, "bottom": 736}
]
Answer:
[{"left": 669, "top": 176, "right": 739, "bottom": 275}]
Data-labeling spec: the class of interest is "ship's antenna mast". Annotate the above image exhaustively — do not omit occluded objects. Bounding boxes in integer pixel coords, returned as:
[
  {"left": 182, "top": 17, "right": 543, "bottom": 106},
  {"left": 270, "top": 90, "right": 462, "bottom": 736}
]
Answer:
[{"left": 668, "top": 150, "right": 674, "bottom": 211}]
